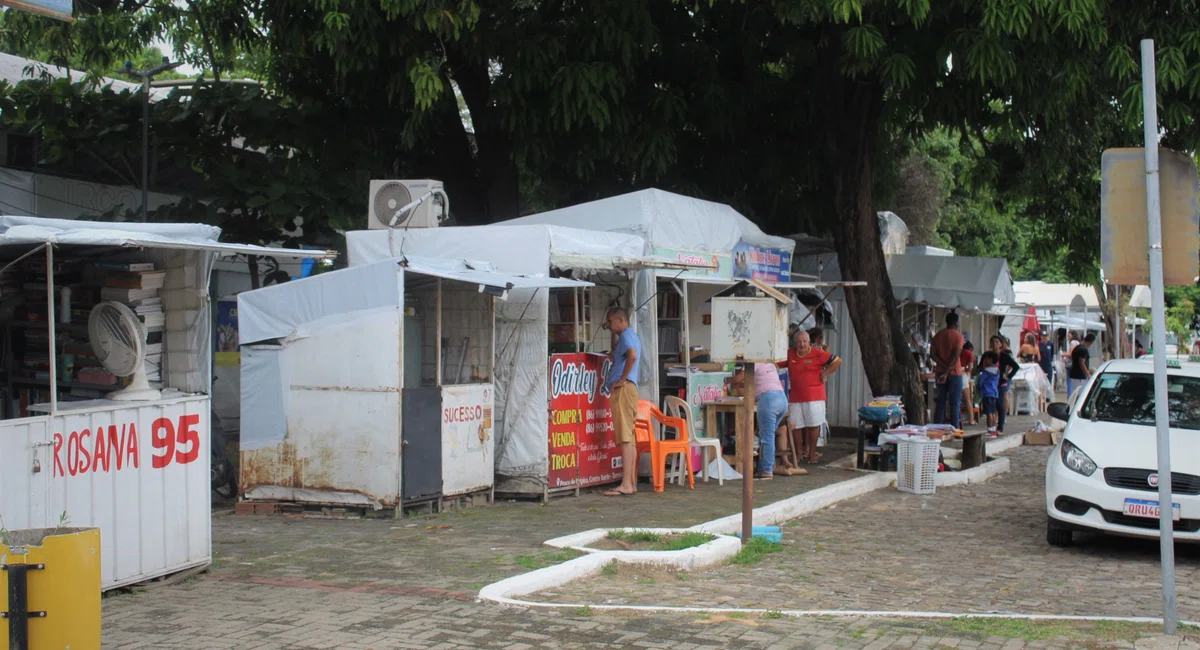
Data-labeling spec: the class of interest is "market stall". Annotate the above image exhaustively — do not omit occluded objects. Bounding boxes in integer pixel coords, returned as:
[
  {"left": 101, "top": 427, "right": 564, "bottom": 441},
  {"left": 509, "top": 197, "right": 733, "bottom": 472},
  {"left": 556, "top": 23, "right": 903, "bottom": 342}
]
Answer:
[
  {"left": 502, "top": 189, "right": 799, "bottom": 441},
  {"left": 235, "top": 255, "right": 592, "bottom": 510},
  {"left": 344, "top": 224, "right": 699, "bottom": 499},
  {"left": 0, "top": 216, "right": 331, "bottom": 590}
]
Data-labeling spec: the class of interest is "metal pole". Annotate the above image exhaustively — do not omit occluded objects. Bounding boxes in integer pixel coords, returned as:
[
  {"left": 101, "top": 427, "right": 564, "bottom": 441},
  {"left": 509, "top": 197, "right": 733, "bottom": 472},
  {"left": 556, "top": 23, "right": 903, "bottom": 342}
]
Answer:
[
  {"left": 46, "top": 244, "right": 57, "bottom": 415},
  {"left": 1115, "top": 285, "right": 1122, "bottom": 359},
  {"left": 141, "top": 73, "right": 150, "bottom": 223},
  {"left": 742, "top": 362, "right": 756, "bottom": 544},
  {"left": 1142, "top": 38, "right": 1177, "bottom": 636}
]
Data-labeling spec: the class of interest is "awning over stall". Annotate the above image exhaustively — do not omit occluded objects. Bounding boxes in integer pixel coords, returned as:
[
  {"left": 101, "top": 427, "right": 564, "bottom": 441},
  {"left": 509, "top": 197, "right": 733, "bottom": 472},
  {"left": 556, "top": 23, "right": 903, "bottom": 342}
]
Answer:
[
  {"left": 238, "top": 255, "right": 592, "bottom": 345},
  {"left": 0, "top": 216, "right": 336, "bottom": 258},
  {"left": 502, "top": 188, "right": 795, "bottom": 253},
  {"left": 887, "top": 254, "right": 1014, "bottom": 313}
]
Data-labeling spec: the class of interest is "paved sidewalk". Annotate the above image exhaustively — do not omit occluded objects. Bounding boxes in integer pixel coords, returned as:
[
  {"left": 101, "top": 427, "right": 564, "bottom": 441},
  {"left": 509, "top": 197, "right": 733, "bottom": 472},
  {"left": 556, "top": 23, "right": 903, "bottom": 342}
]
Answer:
[
  {"left": 537, "top": 444, "right": 1200, "bottom": 621},
  {"left": 103, "top": 579, "right": 1200, "bottom": 649}
]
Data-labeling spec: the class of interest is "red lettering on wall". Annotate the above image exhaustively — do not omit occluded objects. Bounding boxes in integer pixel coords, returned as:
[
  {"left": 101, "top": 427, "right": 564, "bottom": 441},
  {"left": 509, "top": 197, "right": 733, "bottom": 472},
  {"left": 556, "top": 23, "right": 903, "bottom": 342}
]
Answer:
[
  {"left": 92, "top": 427, "right": 109, "bottom": 473},
  {"left": 126, "top": 423, "right": 139, "bottom": 469},
  {"left": 176, "top": 413, "right": 200, "bottom": 464},
  {"left": 78, "top": 429, "right": 92, "bottom": 474},
  {"left": 66, "top": 431, "right": 78, "bottom": 477},
  {"left": 151, "top": 418, "right": 175, "bottom": 468},
  {"left": 52, "top": 433, "right": 64, "bottom": 478}
]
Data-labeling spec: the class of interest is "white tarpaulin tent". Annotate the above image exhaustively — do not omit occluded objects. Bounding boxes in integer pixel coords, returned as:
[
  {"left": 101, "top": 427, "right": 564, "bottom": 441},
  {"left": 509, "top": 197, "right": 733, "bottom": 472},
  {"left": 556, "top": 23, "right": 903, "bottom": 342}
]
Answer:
[
  {"left": 501, "top": 188, "right": 795, "bottom": 253},
  {"left": 887, "top": 254, "right": 1015, "bottom": 313},
  {"left": 345, "top": 224, "right": 656, "bottom": 496},
  {"left": 237, "top": 255, "right": 590, "bottom": 507},
  {"left": 1013, "top": 281, "right": 1100, "bottom": 309}
]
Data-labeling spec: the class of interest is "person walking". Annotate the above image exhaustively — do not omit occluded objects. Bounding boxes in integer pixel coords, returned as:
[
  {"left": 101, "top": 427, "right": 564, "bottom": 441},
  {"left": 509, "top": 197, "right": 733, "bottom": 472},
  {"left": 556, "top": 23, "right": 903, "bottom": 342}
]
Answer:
[
  {"left": 784, "top": 329, "right": 842, "bottom": 465},
  {"left": 602, "top": 307, "right": 640, "bottom": 497},
  {"left": 990, "top": 335, "right": 1020, "bottom": 434},
  {"left": 1037, "top": 330, "right": 1055, "bottom": 390},
  {"left": 931, "top": 312, "right": 965, "bottom": 429},
  {"left": 1067, "top": 332, "right": 1096, "bottom": 398}
]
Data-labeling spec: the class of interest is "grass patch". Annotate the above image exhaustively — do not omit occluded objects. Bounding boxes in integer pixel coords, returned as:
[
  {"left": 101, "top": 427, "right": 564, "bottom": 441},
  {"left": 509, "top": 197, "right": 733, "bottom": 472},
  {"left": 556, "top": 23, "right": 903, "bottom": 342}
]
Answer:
[
  {"left": 572, "top": 606, "right": 593, "bottom": 617},
  {"left": 730, "top": 537, "right": 783, "bottom": 566},
  {"left": 941, "top": 617, "right": 1076, "bottom": 641},
  {"left": 602, "top": 529, "right": 715, "bottom": 551},
  {"left": 606, "top": 529, "right": 662, "bottom": 544},
  {"left": 762, "top": 610, "right": 783, "bottom": 620},
  {"left": 601, "top": 561, "right": 618, "bottom": 577},
  {"left": 514, "top": 549, "right": 581, "bottom": 570}
]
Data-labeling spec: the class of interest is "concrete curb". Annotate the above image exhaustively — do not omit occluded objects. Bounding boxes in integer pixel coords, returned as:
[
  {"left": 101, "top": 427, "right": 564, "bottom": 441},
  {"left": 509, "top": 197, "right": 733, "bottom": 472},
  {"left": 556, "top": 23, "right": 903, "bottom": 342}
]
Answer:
[
  {"left": 479, "top": 440, "right": 1016, "bottom": 608},
  {"left": 689, "top": 471, "right": 895, "bottom": 535}
]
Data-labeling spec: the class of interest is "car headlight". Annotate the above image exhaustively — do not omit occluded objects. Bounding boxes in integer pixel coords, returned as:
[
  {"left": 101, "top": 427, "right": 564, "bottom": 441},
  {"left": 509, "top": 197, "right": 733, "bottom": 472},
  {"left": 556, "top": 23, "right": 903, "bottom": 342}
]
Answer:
[{"left": 1060, "top": 439, "right": 1098, "bottom": 477}]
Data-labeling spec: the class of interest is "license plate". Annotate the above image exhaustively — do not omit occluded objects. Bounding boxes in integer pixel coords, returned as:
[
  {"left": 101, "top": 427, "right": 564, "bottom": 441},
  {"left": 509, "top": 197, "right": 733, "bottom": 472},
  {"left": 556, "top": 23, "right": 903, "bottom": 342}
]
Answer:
[{"left": 1123, "top": 498, "right": 1182, "bottom": 522}]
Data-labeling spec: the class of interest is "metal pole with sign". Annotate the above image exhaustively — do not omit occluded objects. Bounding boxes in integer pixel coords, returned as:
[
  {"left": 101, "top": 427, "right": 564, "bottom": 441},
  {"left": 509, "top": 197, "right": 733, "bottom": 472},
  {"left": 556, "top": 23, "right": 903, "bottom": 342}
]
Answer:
[{"left": 1141, "top": 39, "right": 1177, "bottom": 636}]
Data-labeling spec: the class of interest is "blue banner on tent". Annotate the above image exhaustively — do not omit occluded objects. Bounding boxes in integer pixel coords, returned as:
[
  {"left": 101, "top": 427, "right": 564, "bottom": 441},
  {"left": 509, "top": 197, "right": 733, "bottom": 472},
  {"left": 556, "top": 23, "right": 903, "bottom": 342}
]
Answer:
[
  {"left": 2, "top": 0, "right": 73, "bottom": 21},
  {"left": 732, "top": 242, "right": 791, "bottom": 282}
]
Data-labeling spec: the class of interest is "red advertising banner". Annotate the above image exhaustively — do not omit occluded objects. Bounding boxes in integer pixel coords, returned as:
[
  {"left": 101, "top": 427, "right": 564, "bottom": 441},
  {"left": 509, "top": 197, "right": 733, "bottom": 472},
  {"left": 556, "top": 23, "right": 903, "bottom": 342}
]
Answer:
[{"left": 547, "top": 352, "right": 621, "bottom": 489}]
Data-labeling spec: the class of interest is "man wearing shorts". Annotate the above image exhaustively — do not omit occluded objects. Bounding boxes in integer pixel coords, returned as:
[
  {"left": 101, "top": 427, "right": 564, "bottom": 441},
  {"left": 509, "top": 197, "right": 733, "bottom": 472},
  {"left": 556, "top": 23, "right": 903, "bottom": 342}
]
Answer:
[
  {"left": 783, "top": 329, "right": 842, "bottom": 464},
  {"left": 603, "top": 307, "right": 641, "bottom": 497}
]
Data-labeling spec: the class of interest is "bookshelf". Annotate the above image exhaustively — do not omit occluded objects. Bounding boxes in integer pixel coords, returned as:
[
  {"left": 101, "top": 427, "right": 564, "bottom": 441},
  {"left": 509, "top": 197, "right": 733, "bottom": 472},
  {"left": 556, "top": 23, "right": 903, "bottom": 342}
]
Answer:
[{"left": 2, "top": 257, "right": 166, "bottom": 418}]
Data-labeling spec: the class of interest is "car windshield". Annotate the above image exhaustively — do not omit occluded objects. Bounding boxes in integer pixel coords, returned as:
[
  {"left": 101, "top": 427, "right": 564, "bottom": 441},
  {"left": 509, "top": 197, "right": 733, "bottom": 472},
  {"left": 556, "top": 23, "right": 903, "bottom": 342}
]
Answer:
[{"left": 1079, "top": 372, "right": 1200, "bottom": 430}]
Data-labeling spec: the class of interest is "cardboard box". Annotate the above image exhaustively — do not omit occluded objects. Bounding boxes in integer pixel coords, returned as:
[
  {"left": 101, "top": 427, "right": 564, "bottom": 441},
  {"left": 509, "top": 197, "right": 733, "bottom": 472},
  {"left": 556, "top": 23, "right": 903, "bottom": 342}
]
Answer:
[{"left": 1024, "top": 430, "right": 1054, "bottom": 446}]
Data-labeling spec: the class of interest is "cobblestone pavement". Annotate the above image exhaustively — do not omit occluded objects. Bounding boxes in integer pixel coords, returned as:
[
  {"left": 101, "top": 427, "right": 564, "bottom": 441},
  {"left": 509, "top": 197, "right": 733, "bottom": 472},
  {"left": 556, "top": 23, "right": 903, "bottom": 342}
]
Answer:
[
  {"left": 204, "top": 446, "right": 855, "bottom": 593},
  {"left": 103, "top": 578, "right": 1200, "bottom": 649},
  {"left": 538, "top": 445, "right": 1200, "bottom": 621}
]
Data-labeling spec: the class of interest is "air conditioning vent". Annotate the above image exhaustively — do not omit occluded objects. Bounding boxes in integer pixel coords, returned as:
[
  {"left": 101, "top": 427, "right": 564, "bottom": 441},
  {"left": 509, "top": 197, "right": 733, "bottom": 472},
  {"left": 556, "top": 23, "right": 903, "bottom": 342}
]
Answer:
[{"left": 367, "top": 179, "right": 448, "bottom": 229}]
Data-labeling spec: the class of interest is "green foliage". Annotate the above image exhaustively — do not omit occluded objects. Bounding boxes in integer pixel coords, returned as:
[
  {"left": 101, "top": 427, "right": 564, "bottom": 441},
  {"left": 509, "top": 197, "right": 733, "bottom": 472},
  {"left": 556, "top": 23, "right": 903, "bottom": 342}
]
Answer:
[{"left": 730, "top": 537, "right": 783, "bottom": 566}]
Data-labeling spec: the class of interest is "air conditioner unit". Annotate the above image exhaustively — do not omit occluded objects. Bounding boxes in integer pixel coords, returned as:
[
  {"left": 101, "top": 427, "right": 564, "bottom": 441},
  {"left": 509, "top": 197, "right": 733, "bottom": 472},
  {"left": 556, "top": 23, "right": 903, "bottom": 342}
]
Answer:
[{"left": 367, "top": 179, "right": 448, "bottom": 230}]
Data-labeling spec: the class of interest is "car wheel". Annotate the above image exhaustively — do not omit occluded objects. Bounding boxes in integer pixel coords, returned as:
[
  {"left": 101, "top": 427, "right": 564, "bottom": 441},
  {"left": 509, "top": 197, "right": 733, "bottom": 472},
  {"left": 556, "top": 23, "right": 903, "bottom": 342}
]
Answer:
[{"left": 1046, "top": 517, "right": 1073, "bottom": 547}]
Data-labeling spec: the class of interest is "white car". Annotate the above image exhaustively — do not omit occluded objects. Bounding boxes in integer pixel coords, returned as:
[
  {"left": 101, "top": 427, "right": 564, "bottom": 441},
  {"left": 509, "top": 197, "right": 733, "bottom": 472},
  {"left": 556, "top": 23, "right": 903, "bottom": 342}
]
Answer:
[{"left": 1044, "top": 358, "right": 1200, "bottom": 546}]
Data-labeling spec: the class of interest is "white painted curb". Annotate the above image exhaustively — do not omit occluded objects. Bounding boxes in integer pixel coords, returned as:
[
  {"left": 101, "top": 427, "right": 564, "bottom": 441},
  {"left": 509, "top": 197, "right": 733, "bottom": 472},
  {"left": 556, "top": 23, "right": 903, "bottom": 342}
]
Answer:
[
  {"left": 479, "top": 441, "right": 1017, "bottom": 609},
  {"left": 690, "top": 471, "right": 894, "bottom": 535}
]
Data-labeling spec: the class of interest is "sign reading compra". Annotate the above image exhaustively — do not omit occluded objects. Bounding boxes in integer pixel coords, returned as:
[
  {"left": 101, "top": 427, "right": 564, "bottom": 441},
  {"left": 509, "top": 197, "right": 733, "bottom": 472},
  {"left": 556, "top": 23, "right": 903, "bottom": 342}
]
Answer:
[{"left": 547, "top": 353, "right": 620, "bottom": 489}]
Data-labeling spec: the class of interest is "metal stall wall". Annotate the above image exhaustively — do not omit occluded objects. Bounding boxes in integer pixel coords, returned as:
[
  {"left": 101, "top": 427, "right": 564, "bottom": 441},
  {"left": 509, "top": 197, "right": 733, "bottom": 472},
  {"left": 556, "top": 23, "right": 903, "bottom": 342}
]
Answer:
[
  {"left": 0, "top": 397, "right": 213, "bottom": 589},
  {"left": 822, "top": 298, "right": 873, "bottom": 429}
]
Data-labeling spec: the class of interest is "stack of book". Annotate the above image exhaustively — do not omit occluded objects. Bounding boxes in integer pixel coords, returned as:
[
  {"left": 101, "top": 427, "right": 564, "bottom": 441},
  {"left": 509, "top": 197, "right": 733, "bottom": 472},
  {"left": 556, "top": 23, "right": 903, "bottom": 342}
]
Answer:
[{"left": 95, "top": 262, "right": 165, "bottom": 384}]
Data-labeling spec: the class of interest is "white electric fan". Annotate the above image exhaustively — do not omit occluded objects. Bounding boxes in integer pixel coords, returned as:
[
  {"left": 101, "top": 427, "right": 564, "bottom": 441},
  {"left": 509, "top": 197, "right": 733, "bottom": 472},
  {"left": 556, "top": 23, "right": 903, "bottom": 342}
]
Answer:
[{"left": 88, "top": 301, "right": 161, "bottom": 401}]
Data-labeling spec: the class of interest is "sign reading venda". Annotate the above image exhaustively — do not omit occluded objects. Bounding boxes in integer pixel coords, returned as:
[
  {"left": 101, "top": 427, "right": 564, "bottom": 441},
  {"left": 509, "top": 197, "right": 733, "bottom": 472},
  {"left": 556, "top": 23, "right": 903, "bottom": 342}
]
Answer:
[
  {"left": 547, "top": 353, "right": 620, "bottom": 489},
  {"left": 652, "top": 246, "right": 733, "bottom": 281},
  {"left": 1, "top": 0, "right": 73, "bottom": 21}
]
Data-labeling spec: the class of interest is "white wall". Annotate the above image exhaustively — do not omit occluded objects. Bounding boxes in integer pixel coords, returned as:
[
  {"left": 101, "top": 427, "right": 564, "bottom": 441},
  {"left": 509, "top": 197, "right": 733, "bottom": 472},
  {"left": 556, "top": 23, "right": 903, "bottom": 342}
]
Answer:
[{"left": 685, "top": 282, "right": 723, "bottom": 351}]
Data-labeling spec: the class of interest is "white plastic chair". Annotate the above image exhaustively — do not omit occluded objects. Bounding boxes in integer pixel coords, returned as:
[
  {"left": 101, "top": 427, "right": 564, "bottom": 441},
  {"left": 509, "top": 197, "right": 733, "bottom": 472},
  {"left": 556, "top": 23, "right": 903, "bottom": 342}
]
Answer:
[
  {"left": 818, "top": 421, "right": 829, "bottom": 447},
  {"left": 663, "top": 395, "right": 724, "bottom": 485},
  {"left": 1012, "top": 379, "right": 1036, "bottom": 415}
]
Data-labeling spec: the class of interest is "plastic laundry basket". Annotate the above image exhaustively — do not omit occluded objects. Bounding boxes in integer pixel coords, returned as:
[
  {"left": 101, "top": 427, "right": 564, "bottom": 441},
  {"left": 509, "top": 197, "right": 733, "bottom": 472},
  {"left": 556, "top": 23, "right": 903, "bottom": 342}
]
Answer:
[{"left": 896, "top": 438, "right": 940, "bottom": 495}]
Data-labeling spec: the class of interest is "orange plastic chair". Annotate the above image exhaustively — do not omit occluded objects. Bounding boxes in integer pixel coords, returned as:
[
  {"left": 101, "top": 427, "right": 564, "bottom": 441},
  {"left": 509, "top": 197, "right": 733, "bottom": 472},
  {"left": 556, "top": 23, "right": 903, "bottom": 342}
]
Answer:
[{"left": 634, "top": 399, "right": 694, "bottom": 492}]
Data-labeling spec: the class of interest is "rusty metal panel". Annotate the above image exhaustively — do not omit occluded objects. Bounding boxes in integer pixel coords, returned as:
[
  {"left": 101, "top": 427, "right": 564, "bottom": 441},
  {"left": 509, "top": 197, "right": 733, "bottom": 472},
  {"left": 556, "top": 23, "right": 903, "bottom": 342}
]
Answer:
[
  {"left": 240, "top": 309, "right": 403, "bottom": 507},
  {"left": 441, "top": 384, "right": 494, "bottom": 496},
  {"left": 1101, "top": 147, "right": 1200, "bottom": 286}
]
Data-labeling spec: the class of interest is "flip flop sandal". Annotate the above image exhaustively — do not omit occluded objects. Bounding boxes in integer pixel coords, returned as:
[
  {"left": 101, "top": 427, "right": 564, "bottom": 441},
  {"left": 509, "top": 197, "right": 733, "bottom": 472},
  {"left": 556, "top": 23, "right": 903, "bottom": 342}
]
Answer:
[{"left": 601, "top": 490, "right": 635, "bottom": 497}]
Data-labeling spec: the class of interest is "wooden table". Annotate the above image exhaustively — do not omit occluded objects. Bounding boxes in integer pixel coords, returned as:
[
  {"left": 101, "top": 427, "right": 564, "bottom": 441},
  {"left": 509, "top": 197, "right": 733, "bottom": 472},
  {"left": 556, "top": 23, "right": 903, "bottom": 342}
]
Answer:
[{"left": 703, "top": 397, "right": 750, "bottom": 468}]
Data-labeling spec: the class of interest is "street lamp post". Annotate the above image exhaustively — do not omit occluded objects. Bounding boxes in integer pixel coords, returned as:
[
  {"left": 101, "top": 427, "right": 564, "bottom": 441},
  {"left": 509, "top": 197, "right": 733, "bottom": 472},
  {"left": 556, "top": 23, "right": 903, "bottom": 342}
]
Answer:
[{"left": 118, "top": 57, "right": 183, "bottom": 222}]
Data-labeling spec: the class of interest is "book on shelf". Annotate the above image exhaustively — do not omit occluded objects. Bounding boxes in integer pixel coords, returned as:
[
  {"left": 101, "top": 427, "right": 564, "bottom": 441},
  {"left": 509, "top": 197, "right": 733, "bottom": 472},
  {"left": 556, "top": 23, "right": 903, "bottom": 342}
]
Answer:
[
  {"left": 93, "top": 261, "right": 156, "bottom": 273},
  {"left": 101, "top": 287, "right": 159, "bottom": 303},
  {"left": 105, "top": 270, "right": 166, "bottom": 290}
]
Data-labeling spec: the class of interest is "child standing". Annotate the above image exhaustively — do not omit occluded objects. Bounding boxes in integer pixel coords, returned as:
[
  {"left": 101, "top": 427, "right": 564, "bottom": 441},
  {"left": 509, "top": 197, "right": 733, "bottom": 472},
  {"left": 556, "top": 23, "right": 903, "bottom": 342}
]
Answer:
[{"left": 977, "top": 351, "right": 1001, "bottom": 436}]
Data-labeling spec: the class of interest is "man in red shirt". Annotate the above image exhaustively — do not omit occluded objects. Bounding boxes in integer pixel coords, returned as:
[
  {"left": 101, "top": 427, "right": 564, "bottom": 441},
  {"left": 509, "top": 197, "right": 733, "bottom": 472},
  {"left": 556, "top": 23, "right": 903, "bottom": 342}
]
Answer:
[
  {"left": 931, "top": 312, "right": 965, "bottom": 428},
  {"left": 781, "top": 329, "right": 842, "bottom": 464}
]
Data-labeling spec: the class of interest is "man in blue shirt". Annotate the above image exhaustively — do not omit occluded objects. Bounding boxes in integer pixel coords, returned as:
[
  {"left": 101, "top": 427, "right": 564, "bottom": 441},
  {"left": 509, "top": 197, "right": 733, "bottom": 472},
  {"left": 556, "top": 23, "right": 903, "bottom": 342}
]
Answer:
[{"left": 604, "top": 307, "right": 641, "bottom": 497}]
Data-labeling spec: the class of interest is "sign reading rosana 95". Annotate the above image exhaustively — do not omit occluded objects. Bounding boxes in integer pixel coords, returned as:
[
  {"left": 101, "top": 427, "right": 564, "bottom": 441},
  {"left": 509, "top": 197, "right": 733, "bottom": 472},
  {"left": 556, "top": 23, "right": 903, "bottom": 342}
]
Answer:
[{"left": 1, "top": 0, "right": 72, "bottom": 21}]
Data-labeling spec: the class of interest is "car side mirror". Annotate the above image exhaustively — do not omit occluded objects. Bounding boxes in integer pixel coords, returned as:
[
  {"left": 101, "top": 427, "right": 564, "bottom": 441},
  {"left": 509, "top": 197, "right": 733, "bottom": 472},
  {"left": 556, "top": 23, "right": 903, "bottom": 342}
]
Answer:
[{"left": 1047, "top": 402, "right": 1071, "bottom": 422}]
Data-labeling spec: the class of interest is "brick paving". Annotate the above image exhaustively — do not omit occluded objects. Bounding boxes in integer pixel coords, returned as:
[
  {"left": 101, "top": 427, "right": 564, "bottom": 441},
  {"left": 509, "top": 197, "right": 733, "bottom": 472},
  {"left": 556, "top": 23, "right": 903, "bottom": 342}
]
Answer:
[
  {"left": 537, "top": 444, "right": 1200, "bottom": 622},
  {"left": 99, "top": 410, "right": 1200, "bottom": 648}
]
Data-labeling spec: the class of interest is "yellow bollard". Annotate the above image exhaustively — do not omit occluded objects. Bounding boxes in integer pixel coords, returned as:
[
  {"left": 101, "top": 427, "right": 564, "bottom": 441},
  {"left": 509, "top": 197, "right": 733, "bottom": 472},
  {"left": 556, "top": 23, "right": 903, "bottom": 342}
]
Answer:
[{"left": 1, "top": 527, "right": 101, "bottom": 650}]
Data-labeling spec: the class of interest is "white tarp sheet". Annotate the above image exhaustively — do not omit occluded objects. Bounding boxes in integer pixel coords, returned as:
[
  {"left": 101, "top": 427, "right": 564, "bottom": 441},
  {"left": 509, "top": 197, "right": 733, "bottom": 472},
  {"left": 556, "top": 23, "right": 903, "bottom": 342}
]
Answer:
[
  {"left": 887, "top": 254, "right": 1014, "bottom": 313},
  {"left": 500, "top": 188, "right": 795, "bottom": 254},
  {"left": 346, "top": 224, "right": 645, "bottom": 273},
  {"left": 1013, "top": 281, "right": 1100, "bottom": 309}
]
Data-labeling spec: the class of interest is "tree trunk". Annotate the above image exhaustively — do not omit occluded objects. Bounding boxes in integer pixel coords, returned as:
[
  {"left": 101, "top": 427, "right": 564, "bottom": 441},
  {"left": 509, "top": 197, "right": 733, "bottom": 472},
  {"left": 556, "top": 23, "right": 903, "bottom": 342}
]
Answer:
[
  {"left": 818, "top": 32, "right": 925, "bottom": 423},
  {"left": 247, "top": 255, "right": 260, "bottom": 290},
  {"left": 1095, "top": 279, "right": 1120, "bottom": 360}
]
